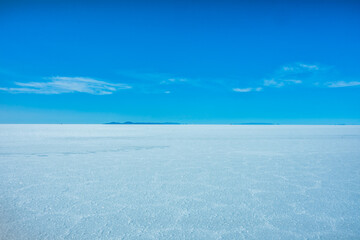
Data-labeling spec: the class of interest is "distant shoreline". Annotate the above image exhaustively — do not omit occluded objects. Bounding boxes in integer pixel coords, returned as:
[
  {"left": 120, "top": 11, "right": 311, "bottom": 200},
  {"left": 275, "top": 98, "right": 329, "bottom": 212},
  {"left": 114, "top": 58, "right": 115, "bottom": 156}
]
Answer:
[
  {"left": 0, "top": 123, "right": 357, "bottom": 125},
  {"left": 105, "top": 121, "right": 181, "bottom": 125},
  {"left": 105, "top": 121, "right": 280, "bottom": 125},
  {"left": 230, "top": 123, "right": 276, "bottom": 125},
  {"left": 104, "top": 122, "right": 279, "bottom": 125}
]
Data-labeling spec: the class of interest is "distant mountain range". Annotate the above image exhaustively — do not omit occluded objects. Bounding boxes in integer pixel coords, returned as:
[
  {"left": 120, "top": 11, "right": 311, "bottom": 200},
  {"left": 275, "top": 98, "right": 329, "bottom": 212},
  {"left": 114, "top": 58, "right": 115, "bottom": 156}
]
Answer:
[
  {"left": 105, "top": 121, "right": 181, "bottom": 125},
  {"left": 105, "top": 122, "right": 278, "bottom": 125},
  {"left": 105, "top": 121, "right": 278, "bottom": 125}
]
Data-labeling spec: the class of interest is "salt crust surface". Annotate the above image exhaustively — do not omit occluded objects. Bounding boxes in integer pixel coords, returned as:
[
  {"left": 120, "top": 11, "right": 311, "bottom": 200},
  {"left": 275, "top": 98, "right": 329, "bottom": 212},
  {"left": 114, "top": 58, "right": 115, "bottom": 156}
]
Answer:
[{"left": 0, "top": 125, "right": 359, "bottom": 239}]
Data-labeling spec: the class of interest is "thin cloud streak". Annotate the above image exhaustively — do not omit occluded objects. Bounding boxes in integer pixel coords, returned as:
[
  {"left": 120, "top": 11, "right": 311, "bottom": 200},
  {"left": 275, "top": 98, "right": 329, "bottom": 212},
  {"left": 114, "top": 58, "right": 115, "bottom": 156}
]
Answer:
[
  {"left": 263, "top": 63, "right": 320, "bottom": 88},
  {"left": 263, "top": 79, "right": 284, "bottom": 87},
  {"left": 233, "top": 87, "right": 262, "bottom": 93},
  {"left": 234, "top": 63, "right": 321, "bottom": 92},
  {"left": 117, "top": 71, "right": 189, "bottom": 85},
  {"left": 327, "top": 81, "right": 360, "bottom": 88},
  {"left": 0, "top": 77, "right": 131, "bottom": 95},
  {"left": 282, "top": 63, "right": 320, "bottom": 73}
]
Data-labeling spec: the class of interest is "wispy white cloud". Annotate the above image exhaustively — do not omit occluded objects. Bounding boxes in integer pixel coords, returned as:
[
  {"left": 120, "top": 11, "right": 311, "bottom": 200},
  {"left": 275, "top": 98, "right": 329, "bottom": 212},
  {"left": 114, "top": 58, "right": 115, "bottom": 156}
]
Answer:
[
  {"left": 233, "top": 88, "right": 252, "bottom": 92},
  {"left": 263, "top": 79, "right": 284, "bottom": 87},
  {"left": 282, "top": 63, "right": 320, "bottom": 73},
  {"left": 262, "top": 63, "right": 323, "bottom": 89},
  {"left": 284, "top": 79, "right": 302, "bottom": 84},
  {"left": 233, "top": 63, "right": 321, "bottom": 92},
  {"left": 161, "top": 78, "right": 188, "bottom": 84},
  {"left": 298, "top": 64, "right": 319, "bottom": 70},
  {"left": 327, "top": 81, "right": 360, "bottom": 88},
  {"left": 0, "top": 77, "right": 131, "bottom": 95},
  {"left": 116, "top": 63, "right": 358, "bottom": 94},
  {"left": 116, "top": 70, "right": 197, "bottom": 93},
  {"left": 233, "top": 87, "right": 262, "bottom": 93},
  {"left": 263, "top": 63, "right": 360, "bottom": 90},
  {"left": 117, "top": 71, "right": 189, "bottom": 85},
  {"left": 263, "top": 79, "right": 302, "bottom": 88}
]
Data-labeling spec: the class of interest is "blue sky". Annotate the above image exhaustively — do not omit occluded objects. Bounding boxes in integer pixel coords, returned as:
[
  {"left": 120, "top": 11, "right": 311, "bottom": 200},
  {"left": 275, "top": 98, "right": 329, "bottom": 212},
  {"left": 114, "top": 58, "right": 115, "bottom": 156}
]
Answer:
[{"left": 0, "top": 0, "right": 359, "bottom": 124}]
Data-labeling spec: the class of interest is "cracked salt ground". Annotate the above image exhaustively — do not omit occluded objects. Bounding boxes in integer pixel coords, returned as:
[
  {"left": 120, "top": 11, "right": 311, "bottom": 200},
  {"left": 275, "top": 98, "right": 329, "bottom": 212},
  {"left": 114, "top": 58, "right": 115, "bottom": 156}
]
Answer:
[{"left": 0, "top": 125, "right": 360, "bottom": 239}]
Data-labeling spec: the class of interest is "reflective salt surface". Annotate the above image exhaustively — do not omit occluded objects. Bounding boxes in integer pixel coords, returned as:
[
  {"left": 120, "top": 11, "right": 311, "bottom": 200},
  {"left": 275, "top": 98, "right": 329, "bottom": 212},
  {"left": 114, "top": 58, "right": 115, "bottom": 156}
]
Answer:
[{"left": 0, "top": 125, "right": 359, "bottom": 239}]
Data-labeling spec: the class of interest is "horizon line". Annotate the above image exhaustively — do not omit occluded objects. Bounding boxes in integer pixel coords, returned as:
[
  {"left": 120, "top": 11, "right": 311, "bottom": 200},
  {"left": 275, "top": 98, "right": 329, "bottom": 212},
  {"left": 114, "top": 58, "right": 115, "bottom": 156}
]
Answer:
[{"left": 0, "top": 123, "right": 359, "bottom": 125}]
